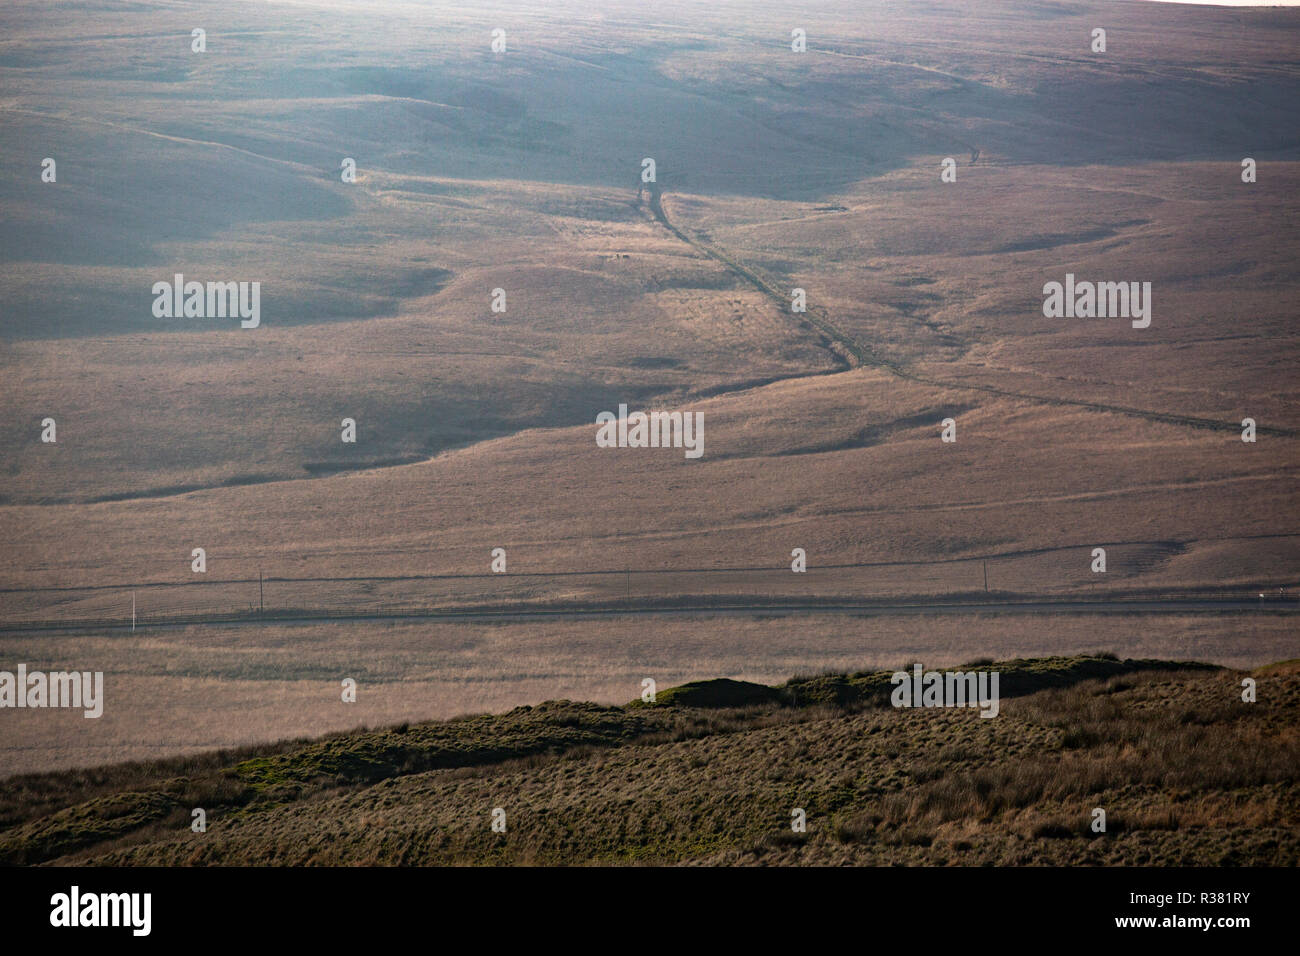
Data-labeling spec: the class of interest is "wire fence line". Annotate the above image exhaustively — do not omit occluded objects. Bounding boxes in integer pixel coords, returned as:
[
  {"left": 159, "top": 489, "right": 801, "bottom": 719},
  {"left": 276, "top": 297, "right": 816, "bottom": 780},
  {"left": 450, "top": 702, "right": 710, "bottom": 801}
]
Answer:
[{"left": 1, "top": 559, "right": 1295, "bottom": 633}]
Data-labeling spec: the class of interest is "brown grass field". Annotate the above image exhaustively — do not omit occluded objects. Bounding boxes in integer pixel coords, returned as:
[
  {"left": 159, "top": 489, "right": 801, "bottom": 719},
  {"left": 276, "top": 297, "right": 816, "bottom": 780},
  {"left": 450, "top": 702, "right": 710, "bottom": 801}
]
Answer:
[{"left": 1, "top": 656, "right": 1295, "bottom": 866}]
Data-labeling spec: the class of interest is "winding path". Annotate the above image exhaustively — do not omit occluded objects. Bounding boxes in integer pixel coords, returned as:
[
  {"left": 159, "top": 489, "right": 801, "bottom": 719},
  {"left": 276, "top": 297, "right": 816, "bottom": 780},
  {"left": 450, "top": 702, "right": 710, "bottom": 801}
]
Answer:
[{"left": 643, "top": 184, "right": 1298, "bottom": 438}]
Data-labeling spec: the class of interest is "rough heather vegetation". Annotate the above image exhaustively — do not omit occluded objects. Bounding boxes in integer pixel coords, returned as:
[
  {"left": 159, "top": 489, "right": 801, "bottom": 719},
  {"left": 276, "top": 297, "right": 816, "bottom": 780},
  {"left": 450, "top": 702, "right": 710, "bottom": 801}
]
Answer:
[{"left": 1, "top": 655, "right": 1294, "bottom": 866}]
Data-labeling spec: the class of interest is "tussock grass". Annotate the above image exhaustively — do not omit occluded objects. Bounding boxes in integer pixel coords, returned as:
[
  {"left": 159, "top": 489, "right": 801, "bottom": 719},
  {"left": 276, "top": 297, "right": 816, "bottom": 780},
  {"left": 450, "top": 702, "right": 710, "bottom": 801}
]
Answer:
[{"left": 2, "top": 655, "right": 1295, "bottom": 866}]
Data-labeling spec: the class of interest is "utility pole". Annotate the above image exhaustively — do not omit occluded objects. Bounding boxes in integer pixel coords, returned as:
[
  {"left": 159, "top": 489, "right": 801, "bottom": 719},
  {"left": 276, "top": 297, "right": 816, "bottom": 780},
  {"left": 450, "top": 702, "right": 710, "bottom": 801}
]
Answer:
[
  {"left": 131, "top": 591, "right": 135, "bottom": 632},
  {"left": 983, "top": 560, "right": 988, "bottom": 593},
  {"left": 259, "top": 570, "right": 264, "bottom": 615}
]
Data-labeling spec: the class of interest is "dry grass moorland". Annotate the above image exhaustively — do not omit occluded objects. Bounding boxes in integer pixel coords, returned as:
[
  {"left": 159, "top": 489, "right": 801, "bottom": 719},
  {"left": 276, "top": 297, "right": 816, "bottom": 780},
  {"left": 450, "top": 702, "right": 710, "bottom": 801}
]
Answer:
[
  {"left": 1, "top": 0, "right": 1297, "bottom": 834},
  {"left": 0, "top": 655, "right": 1295, "bottom": 866}
]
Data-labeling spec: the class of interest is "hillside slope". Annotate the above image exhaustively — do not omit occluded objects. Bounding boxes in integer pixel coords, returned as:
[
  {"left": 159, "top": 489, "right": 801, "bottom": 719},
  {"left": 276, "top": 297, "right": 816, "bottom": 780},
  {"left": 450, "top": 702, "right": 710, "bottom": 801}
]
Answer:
[{"left": 2, "top": 655, "right": 1295, "bottom": 866}]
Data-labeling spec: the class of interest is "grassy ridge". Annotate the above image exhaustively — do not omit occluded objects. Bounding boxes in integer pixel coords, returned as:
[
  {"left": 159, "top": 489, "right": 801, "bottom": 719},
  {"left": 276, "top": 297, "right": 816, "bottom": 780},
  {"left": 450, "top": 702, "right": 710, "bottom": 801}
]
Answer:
[
  {"left": 648, "top": 654, "right": 1219, "bottom": 709},
  {"left": 0, "top": 655, "right": 1294, "bottom": 866}
]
